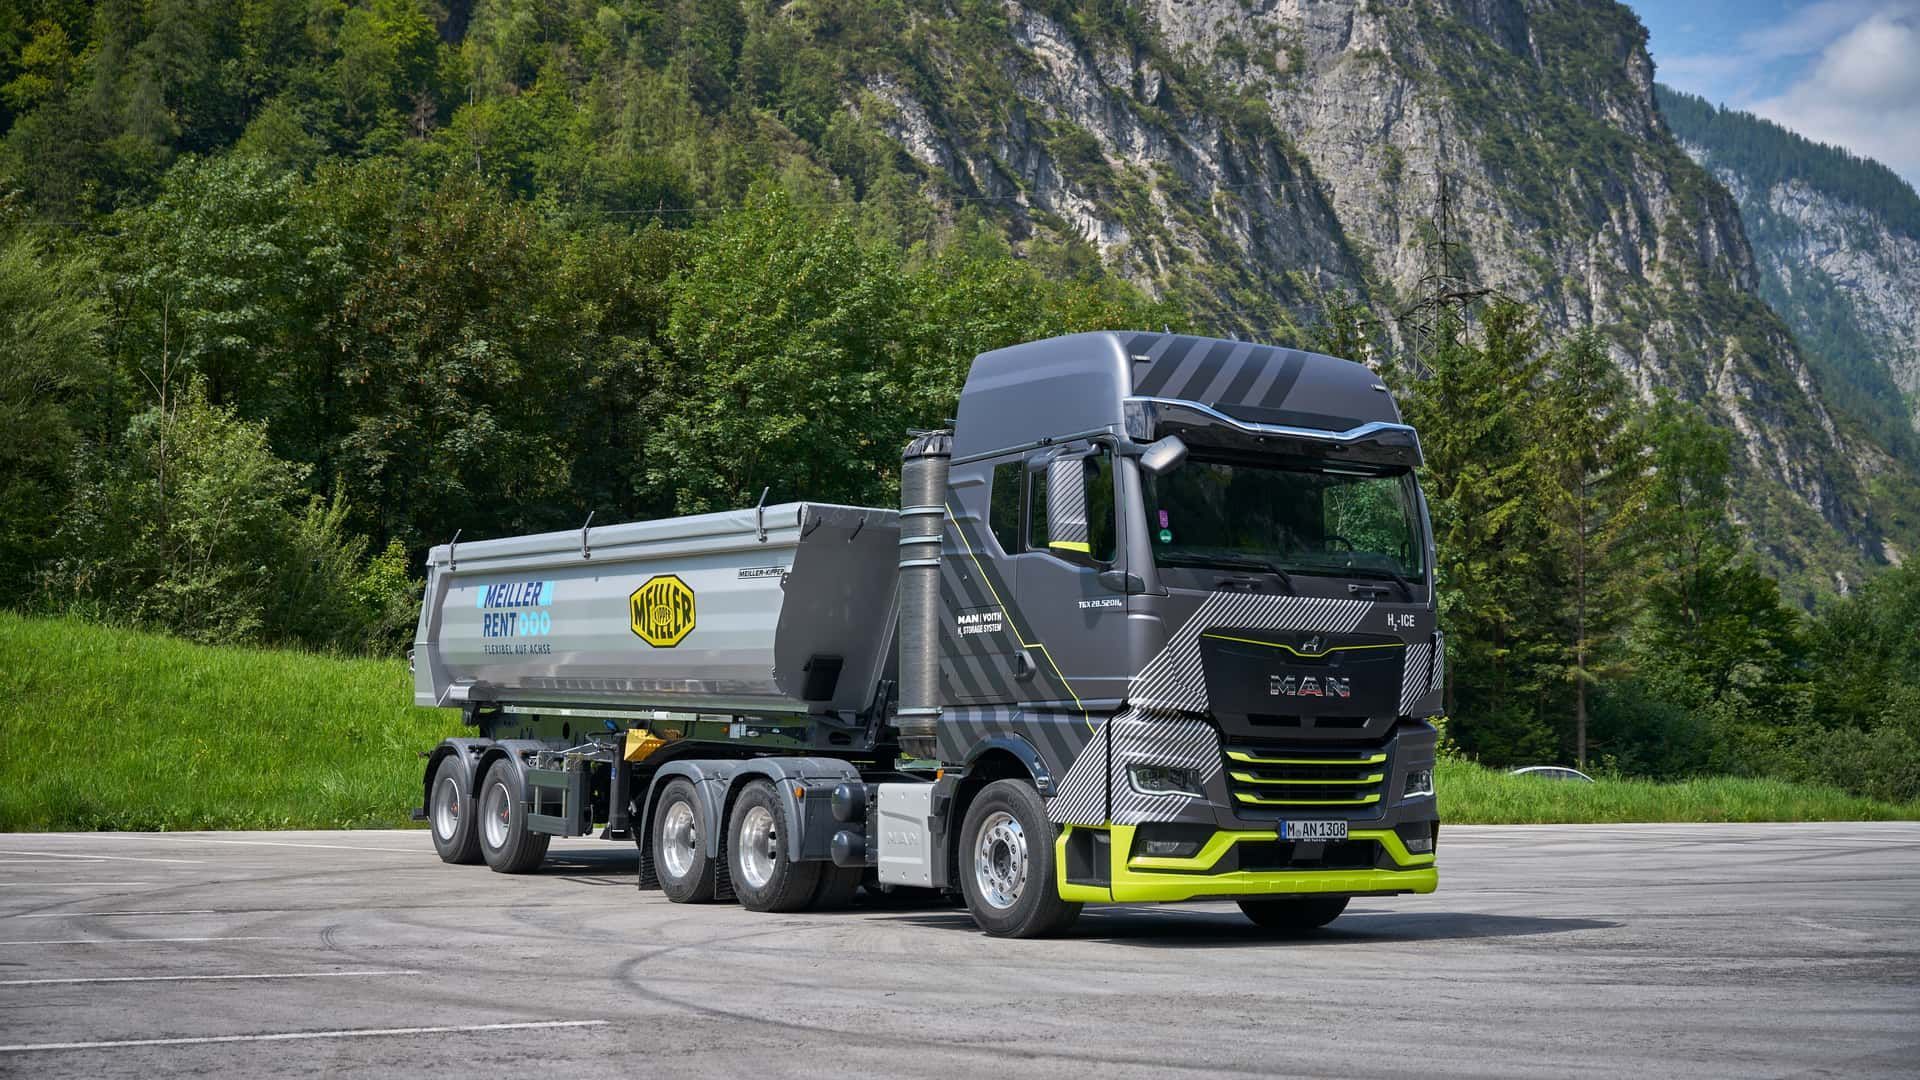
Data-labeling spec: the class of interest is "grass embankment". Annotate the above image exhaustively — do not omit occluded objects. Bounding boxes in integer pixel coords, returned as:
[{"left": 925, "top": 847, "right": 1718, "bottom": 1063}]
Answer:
[
  {"left": 3, "top": 613, "right": 1917, "bottom": 830},
  {"left": 0, "top": 612, "right": 460, "bottom": 830},
  {"left": 1437, "top": 759, "right": 1920, "bottom": 824}
]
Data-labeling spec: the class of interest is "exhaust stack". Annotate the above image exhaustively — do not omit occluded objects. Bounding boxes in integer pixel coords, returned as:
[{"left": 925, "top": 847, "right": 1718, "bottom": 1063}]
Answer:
[{"left": 896, "top": 430, "right": 952, "bottom": 760}]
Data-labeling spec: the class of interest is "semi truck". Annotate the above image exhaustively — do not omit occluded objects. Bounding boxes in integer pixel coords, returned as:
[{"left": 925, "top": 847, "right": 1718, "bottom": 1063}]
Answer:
[{"left": 410, "top": 330, "right": 1442, "bottom": 937}]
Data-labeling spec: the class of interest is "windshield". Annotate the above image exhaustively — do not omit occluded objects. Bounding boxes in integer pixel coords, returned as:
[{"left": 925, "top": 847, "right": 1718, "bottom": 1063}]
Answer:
[{"left": 1142, "top": 456, "right": 1426, "bottom": 585}]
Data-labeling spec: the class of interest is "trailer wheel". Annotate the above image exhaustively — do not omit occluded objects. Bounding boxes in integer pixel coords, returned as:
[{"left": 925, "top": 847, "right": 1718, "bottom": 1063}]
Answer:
[
  {"left": 653, "top": 779, "right": 717, "bottom": 903},
  {"left": 958, "top": 779, "right": 1081, "bottom": 938},
  {"left": 727, "top": 780, "right": 821, "bottom": 913},
  {"left": 428, "top": 755, "right": 482, "bottom": 865},
  {"left": 1238, "top": 896, "right": 1349, "bottom": 931},
  {"left": 477, "top": 761, "right": 550, "bottom": 874},
  {"left": 808, "top": 865, "right": 865, "bottom": 911}
]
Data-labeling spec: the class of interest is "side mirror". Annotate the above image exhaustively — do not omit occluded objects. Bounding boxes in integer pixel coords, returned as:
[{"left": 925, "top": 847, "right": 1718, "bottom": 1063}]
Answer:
[
  {"left": 1045, "top": 455, "right": 1092, "bottom": 555},
  {"left": 1138, "top": 434, "right": 1188, "bottom": 475}
]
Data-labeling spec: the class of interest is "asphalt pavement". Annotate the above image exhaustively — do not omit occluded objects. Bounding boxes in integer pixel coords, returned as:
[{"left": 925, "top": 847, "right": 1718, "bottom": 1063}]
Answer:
[{"left": 0, "top": 822, "right": 1915, "bottom": 1078}]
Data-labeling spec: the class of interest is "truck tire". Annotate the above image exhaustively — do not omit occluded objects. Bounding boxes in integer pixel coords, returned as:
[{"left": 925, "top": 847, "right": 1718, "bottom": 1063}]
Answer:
[
  {"left": 1238, "top": 896, "right": 1349, "bottom": 931},
  {"left": 958, "top": 779, "right": 1081, "bottom": 938},
  {"left": 476, "top": 760, "right": 550, "bottom": 874},
  {"left": 653, "top": 778, "right": 717, "bottom": 903},
  {"left": 808, "top": 865, "right": 865, "bottom": 911},
  {"left": 727, "top": 780, "right": 821, "bottom": 913},
  {"left": 428, "top": 754, "right": 482, "bottom": 865}
]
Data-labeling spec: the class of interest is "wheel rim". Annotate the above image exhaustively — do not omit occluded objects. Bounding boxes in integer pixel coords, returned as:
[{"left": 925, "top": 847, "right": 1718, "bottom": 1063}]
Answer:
[
  {"left": 973, "top": 810, "right": 1027, "bottom": 910},
  {"left": 482, "top": 779, "right": 511, "bottom": 851},
  {"left": 660, "top": 800, "right": 699, "bottom": 881},
  {"left": 737, "top": 804, "right": 778, "bottom": 890},
  {"left": 431, "top": 775, "right": 461, "bottom": 841}
]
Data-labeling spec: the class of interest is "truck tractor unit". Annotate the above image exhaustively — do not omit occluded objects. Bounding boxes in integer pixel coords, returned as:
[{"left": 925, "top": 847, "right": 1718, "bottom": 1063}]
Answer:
[{"left": 411, "top": 331, "right": 1442, "bottom": 937}]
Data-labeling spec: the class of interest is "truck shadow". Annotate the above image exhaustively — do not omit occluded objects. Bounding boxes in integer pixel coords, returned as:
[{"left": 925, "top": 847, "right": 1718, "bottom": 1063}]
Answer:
[
  {"left": 535, "top": 848, "right": 640, "bottom": 885},
  {"left": 886, "top": 906, "right": 1617, "bottom": 945}
]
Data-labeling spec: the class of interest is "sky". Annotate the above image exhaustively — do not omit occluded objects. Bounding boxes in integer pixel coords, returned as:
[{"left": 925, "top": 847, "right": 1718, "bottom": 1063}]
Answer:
[{"left": 1626, "top": 0, "right": 1920, "bottom": 187}]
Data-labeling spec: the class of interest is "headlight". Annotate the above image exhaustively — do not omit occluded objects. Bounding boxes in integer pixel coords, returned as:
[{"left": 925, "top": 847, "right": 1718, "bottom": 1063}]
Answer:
[
  {"left": 1403, "top": 767, "right": 1435, "bottom": 799},
  {"left": 1128, "top": 764, "right": 1203, "bottom": 797}
]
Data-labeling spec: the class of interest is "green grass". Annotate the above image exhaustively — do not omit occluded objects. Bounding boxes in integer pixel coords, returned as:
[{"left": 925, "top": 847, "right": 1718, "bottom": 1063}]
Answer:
[
  {"left": 3, "top": 613, "right": 1916, "bottom": 831},
  {"left": 1437, "top": 759, "right": 1920, "bottom": 823},
  {"left": 0, "top": 612, "right": 460, "bottom": 830}
]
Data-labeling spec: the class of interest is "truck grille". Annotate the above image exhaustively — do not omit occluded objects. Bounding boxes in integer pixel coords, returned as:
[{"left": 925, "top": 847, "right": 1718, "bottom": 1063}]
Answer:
[{"left": 1222, "top": 743, "right": 1389, "bottom": 810}]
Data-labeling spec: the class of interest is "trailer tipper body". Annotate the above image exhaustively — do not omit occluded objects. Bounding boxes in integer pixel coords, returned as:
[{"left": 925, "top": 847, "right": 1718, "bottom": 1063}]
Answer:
[{"left": 413, "top": 331, "right": 1442, "bottom": 936}]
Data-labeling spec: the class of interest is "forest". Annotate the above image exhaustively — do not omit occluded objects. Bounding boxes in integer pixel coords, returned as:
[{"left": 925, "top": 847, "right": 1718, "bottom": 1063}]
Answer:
[
  {"left": 1657, "top": 86, "right": 1920, "bottom": 240},
  {"left": 2, "top": 0, "right": 1915, "bottom": 803}
]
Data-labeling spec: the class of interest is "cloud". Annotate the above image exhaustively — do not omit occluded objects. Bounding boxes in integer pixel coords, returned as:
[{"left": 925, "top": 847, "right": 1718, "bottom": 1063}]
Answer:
[
  {"left": 1657, "top": 0, "right": 1893, "bottom": 101},
  {"left": 1736, "top": 0, "right": 1889, "bottom": 61},
  {"left": 1748, "top": 5, "right": 1920, "bottom": 185}
]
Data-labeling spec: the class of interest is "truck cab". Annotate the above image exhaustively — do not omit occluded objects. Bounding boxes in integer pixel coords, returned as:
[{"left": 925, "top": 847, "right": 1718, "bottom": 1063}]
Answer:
[{"left": 931, "top": 332, "right": 1440, "bottom": 928}]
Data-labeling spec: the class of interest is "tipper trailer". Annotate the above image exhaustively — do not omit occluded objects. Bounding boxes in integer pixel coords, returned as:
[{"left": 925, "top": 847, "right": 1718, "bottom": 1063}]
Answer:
[{"left": 412, "top": 331, "right": 1442, "bottom": 936}]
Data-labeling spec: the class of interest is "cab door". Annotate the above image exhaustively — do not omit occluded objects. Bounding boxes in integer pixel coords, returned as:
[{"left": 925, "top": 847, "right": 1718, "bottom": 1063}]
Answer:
[{"left": 1010, "top": 441, "right": 1132, "bottom": 709}]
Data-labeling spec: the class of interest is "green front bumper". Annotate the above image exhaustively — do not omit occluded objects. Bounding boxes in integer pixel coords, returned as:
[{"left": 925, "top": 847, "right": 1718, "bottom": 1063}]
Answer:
[{"left": 1055, "top": 824, "right": 1438, "bottom": 904}]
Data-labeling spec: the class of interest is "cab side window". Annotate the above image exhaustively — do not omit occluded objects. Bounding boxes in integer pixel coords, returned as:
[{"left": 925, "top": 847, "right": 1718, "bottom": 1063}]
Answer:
[
  {"left": 989, "top": 462, "right": 1023, "bottom": 556},
  {"left": 1029, "top": 447, "right": 1116, "bottom": 564}
]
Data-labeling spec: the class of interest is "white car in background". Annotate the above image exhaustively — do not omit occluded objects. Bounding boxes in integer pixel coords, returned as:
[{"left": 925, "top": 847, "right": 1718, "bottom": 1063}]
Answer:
[{"left": 1508, "top": 765, "right": 1595, "bottom": 783}]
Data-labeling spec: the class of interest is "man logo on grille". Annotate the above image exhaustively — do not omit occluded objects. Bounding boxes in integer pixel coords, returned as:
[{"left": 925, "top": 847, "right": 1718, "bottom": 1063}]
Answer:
[
  {"left": 1301, "top": 635, "right": 1324, "bottom": 656},
  {"left": 629, "top": 575, "right": 695, "bottom": 647}
]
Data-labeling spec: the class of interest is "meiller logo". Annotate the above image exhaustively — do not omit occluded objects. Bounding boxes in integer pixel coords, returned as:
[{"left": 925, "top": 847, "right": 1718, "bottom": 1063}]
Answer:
[{"left": 1270, "top": 674, "right": 1352, "bottom": 699}]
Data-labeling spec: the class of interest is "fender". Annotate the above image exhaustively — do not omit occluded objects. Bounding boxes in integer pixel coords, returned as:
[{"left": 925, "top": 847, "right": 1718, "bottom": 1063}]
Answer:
[
  {"left": 474, "top": 739, "right": 547, "bottom": 804},
  {"left": 636, "top": 757, "right": 862, "bottom": 863},
  {"left": 635, "top": 760, "right": 732, "bottom": 863},
  {"left": 420, "top": 737, "right": 493, "bottom": 815},
  {"left": 967, "top": 734, "right": 1055, "bottom": 795}
]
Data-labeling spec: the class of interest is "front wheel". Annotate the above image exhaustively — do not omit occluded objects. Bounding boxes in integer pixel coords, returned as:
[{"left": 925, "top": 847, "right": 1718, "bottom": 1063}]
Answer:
[
  {"left": 958, "top": 779, "right": 1081, "bottom": 938},
  {"left": 1238, "top": 896, "right": 1349, "bottom": 931}
]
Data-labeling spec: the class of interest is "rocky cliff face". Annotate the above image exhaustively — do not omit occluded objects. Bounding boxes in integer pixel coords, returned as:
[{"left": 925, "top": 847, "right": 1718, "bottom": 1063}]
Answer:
[
  {"left": 1669, "top": 125, "right": 1920, "bottom": 442},
  {"left": 1754, "top": 183, "right": 1920, "bottom": 426},
  {"left": 851, "top": 0, "right": 1910, "bottom": 589}
]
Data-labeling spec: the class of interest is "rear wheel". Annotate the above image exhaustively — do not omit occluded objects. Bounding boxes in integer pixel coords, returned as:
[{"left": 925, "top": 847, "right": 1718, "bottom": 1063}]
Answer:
[
  {"left": 728, "top": 780, "right": 821, "bottom": 912},
  {"left": 958, "top": 779, "right": 1081, "bottom": 938},
  {"left": 428, "top": 755, "right": 482, "bottom": 865},
  {"left": 477, "top": 761, "right": 550, "bottom": 874},
  {"left": 1238, "top": 896, "right": 1349, "bottom": 931},
  {"left": 653, "top": 779, "right": 717, "bottom": 903}
]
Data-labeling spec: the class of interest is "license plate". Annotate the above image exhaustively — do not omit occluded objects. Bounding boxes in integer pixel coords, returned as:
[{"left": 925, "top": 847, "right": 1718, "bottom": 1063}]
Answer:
[{"left": 1280, "top": 819, "right": 1347, "bottom": 842}]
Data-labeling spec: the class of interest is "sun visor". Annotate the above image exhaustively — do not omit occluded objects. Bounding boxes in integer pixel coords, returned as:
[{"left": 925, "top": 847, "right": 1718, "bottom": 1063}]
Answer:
[{"left": 1124, "top": 397, "right": 1424, "bottom": 469}]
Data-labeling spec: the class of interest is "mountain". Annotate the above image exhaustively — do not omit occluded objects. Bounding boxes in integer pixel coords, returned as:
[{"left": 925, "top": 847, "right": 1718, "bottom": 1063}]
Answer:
[
  {"left": 818, "top": 0, "right": 1916, "bottom": 594},
  {"left": 3, "top": 0, "right": 1913, "bottom": 596},
  {"left": 1658, "top": 85, "right": 1920, "bottom": 468}
]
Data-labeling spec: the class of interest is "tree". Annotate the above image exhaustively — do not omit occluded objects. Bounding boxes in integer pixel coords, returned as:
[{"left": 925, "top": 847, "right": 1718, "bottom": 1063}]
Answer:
[
  {"left": 1391, "top": 300, "right": 1559, "bottom": 763},
  {"left": 109, "top": 155, "right": 311, "bottom": 418},
  {"left": 651, "top": 195, "right": 912, "bottom": 513},
  {"left": 47, "top": 383, "right": 399, "bottom": 649},
  {"left": 1636, "top": 393, "right": 1802, "bottom": 727},
  {"left": 0, "top": 233, "right": 107, "bottom": 593},
  {"left": 1537, "top": 331, "right": 1650, "bottom": 768}
]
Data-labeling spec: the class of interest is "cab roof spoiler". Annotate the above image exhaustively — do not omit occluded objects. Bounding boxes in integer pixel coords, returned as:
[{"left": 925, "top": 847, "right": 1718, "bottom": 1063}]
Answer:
[{"left": 1123, "top": 397, "right": 1424, "bottom": 469}]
